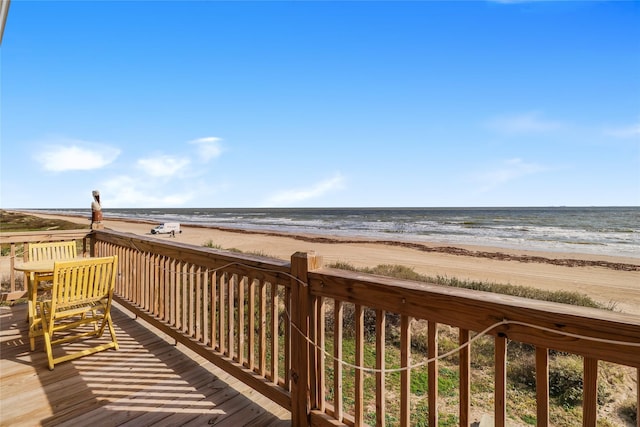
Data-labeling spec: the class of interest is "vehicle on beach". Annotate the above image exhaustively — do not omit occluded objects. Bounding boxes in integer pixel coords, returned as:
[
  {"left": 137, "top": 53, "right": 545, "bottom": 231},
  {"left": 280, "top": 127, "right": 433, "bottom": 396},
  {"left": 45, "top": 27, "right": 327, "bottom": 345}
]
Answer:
[{"left": 150, "top": 222, "right": 181, "bottom": 236}]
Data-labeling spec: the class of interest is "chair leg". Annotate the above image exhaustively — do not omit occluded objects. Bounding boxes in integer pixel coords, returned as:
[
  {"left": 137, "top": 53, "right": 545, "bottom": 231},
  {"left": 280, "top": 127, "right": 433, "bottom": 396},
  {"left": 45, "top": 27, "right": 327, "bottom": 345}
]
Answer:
[
  {"left": 106, "top": 315, "right": 119, "bottom": 350},
  {"left": 29, "top": 305, "right": 43, "bottom": 351},
  {"left": 28, "top": 299, "right": 35, "bottom": 351},
  {"left": 41, "top": 317, "right": 55, "bottom": 370}
]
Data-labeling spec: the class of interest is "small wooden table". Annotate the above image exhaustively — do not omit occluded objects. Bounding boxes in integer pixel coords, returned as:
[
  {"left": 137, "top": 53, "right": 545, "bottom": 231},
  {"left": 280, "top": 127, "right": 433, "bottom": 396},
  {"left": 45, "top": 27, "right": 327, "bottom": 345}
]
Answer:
[{"left": 14, "top": 259, "right": 84, "bottom": 350}]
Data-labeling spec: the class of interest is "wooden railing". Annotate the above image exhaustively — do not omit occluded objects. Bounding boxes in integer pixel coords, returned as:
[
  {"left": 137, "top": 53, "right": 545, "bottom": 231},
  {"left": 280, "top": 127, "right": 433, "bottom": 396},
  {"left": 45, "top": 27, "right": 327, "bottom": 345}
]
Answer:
[
  {"left": 0, "top": 230, "right": 92, "bottom": 301},
  {"left": 305, "top": 267, "right": 640, "bottom": 427},
  {"left": 2, "top": 229, "right": 639, "bottom": 426},
  {"left": 92, "top": 229, "right": 296, "bottom": 411}
]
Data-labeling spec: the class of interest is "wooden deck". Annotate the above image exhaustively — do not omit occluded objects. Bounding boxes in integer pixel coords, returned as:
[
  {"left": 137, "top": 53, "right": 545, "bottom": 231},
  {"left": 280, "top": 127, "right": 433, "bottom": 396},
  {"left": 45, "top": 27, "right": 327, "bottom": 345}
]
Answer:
[{"left": 0, "top": 302, "right": 291, "bottom": 427}]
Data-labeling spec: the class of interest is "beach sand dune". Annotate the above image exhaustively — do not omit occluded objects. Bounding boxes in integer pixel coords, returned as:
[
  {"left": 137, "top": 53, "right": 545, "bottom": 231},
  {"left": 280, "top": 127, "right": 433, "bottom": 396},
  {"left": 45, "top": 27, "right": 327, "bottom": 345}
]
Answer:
[{"left": 23, "top": 212, "right": 640, "bottom": 316}]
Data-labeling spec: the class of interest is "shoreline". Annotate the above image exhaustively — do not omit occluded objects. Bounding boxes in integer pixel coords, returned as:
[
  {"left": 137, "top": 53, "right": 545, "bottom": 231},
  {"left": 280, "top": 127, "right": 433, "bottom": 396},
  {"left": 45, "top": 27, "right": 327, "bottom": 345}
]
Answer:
[
  {"left": 27, "top": 211, "right": 640, "bottom": 270},
  {"left": 11, "top": 211, "right": 640, "bottom": 315}
]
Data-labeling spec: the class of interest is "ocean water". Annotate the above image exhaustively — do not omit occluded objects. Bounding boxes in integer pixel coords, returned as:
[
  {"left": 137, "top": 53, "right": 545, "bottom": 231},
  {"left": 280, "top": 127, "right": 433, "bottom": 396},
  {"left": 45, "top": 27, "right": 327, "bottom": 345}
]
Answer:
[{"left": 39, "top": 207, "right": 640, "bottom": 258}]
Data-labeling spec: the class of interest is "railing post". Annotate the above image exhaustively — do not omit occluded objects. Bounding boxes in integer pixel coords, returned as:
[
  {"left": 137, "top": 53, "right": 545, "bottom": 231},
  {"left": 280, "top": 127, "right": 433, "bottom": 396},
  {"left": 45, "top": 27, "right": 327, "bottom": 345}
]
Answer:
[
  {"left": 290, "top": 251, "right": 322, "bottom": 427},
  {"left": 9, "top": 243, "right": 16, "bottom": 293},
  {"left": 89, "top": 231, "right": 97, "bottom": 257}
]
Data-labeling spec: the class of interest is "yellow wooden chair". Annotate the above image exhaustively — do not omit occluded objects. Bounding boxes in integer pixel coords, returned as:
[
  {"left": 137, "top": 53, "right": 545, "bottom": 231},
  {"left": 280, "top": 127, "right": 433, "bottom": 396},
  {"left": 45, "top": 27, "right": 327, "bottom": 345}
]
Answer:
[
  {"left": 38, "top": 256, "right": 119, "bottom": 370},
  {"left": 28, "top": 241, "right": 78, "bottom": 285},
  {"left": 26, "top": 241, "right": 78, "bottom": 327}
]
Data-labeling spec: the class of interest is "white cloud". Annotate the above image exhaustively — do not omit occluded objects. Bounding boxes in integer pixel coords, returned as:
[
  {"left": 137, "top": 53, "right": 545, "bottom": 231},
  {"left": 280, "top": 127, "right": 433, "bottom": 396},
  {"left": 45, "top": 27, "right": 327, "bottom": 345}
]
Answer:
[
  {"left": 189, "top": 137, "right": 223, "bottom": 161},
  {"left": 604, "top": 122, "right": 640, "bottom": 139},
  {"left": 35, "top": 141, "right": 120, "bottom": 172},
  {"left": 266, "top": 173, "right": 345, "bottom": 206},
  {"left": 100, "top": 175, "right": 197, "bottom": 208},
  {"left": 475, "top": 158, "right": 545, "bottom": 192},
  {"left": 137, "top": 155, "right": 190, "bottom": 177},
  {"left": 486, "top": 112, "right": 564, "bottom": 134}
]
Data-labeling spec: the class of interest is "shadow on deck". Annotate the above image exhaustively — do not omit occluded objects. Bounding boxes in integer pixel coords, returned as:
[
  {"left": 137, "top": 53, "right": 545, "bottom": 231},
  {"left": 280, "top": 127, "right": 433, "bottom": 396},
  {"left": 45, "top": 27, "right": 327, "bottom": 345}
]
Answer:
[{"left": 0, "top": 302, "right": 291, "bottom": 426}]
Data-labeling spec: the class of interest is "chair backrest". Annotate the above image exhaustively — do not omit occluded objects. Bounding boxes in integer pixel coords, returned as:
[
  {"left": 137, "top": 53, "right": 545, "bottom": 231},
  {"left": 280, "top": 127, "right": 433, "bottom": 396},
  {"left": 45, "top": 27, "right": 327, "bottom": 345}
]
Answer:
[
  {"left": 29, "top": 241, "right": 77, "bottom": 262},
  {"left": 50, "top": 256, "right": 118, "bottom": 310}
]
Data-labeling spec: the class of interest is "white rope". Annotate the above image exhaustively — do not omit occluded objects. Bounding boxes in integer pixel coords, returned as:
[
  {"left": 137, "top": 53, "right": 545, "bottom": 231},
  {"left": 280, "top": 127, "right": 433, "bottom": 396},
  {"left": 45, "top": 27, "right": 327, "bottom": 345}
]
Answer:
[
  {"left": 290, "top": 317, "right": 511, "bottom": 374},
  {"left": 289, "top": 315, "right": 640, "bottom": 374}
]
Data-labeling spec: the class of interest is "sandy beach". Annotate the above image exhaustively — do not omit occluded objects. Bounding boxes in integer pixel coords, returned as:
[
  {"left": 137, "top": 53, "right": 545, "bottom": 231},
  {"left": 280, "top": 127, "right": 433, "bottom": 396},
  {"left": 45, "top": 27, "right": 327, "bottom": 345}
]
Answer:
[{"left": 23, "top": 212, "right": 640, "bottom": 316}]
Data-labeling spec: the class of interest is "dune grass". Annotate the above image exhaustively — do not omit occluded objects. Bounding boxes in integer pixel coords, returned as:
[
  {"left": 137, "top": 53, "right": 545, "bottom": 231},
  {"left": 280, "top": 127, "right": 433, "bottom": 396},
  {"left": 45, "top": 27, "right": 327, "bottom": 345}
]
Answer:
[{"left": 328, "top": 261, "right": 609, "bottom": 309}]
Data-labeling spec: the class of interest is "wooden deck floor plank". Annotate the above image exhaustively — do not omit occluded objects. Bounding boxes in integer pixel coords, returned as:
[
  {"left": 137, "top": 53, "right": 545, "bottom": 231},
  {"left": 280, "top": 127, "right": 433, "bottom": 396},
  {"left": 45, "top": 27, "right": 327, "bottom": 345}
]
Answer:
[
  {"left": 35, "top": 344, "right": 211, "bottom": 423},
  {"left": 65, "top": 352, "right": 244, "bottom": 427},
  {"left": 122, "top": 367, "right": 250, "bottom": 426},
  {"left": 176, "top": 377, "right": 281, "bottom": 426},
  {"left": 58, "top": 375, "right": 232, "bottom": 427},
  {"left": 126, "top": 367, "right": 250, "bottom": 427},
  {"left": 190, "top": 384, "right": 290, "bottom": 427},
  {"left": 0, "top": 303, "right": 291, "bottom": 426},
  {"left": 114, "top": 375, "right": 241, "bottom": 427}
]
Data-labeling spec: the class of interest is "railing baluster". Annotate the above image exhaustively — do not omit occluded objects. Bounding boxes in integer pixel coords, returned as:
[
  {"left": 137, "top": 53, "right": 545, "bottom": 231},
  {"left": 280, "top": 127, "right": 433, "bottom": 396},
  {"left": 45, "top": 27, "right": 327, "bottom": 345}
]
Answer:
[
  {"left": 150, "top": 253, "right": 157, "bottom": 314},
  {"left": 428, "top": 321, "right": 438, "bottom": 427},
  {"left": 583, "top": 357, "right": 598, "bottom": 426},
  {"left": 376, "top": 309, "right": 386, "bottom": 427},
  {"left": 136, "top": 249, "right": 143, "bottom": 308},
  {"left": 459, "top": 329, "right": 470, "bottom": 427},
  {"left": 285, "top": 284, "right": 291, "bottom": 389},
  {"left": 334, "top": 299, "right": 344, "bottom": 422},
  {"left": 211, "top": 271, "right": 220, "bottom": 351},
  {"left": 174, "top": 261, "right": 182, "bottom": 331},
  {"left": 238, "top": 275, "right": 245, "bottom": 364},
  {"left": 9, "top": 244, "right": 16, "bottom": 293},
  {"left": 219, "top": 272, "right": 226, "bottom": 354},
  {"left": 181, "top": 262, "right": 189, "bottom": 333},
  {"left": 160, "top": 256, "right": 167, "bottom": 320},
  {"left": 144, "top": 252, "right": 151, "bottom": 311},
  {"left": 354, "top": 304, "right": 364, "bottom": 426},
  {"left": 270, "top": 282, "right": 279, "bottom": 384},
  {"left": 248, "top": 278, "right": 256, "bottom": 370},
  {"left": 202, "top": 265, "right": 209, "bottom": 345},
  {"left": 316, "top": 296, "right": 326, "bottom": 411},
  {"left": 259, "top": 279, "right": 267, "bottom": 376},
  {"left": 195, "top": 266, "right": 203, "bottom": 342},
  {"left": 228, "top": 274, "right": 236, "bottom": 359},
  {"left": 536, "top": 346, "right": 549, "bottom": 427},
  {"left": 189, "top": 264, "right": 195, "bottom": 337},
  {"left": 495, "top": 335, "right": 507, "bottom": 427},
  {"left": 400, "top": 315, "right": 411, "bottom": 426},
  {"left": 169, "top": 259, "right": 175, "bottom": 327},
  {"left": 157, "top": 254, "right": 163, "bottom": 316},
  {"left": 127, "top": 245, "right": 133, "bottom": 301},
  {"left": 210, "top": 270, "right": 218, "bottom": 350}
]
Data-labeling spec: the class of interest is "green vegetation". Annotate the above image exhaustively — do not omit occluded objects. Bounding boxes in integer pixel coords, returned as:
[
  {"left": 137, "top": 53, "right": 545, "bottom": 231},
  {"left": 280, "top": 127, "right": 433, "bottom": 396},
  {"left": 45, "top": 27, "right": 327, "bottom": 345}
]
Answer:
[
  {"left": 202, "top": 240, "right": 274, "bottom": 258},
  {"left": 619, "top": 400, "right": 637, "bottom": 424},
  {"left": 329, "top": 261, "right": 608, "bottom": 309},
  {"left": 203, "top": 240, "right": 224, "bottom": 250},
  {"left": 0, "top": 210, "right": 87, "bottom": 233}
]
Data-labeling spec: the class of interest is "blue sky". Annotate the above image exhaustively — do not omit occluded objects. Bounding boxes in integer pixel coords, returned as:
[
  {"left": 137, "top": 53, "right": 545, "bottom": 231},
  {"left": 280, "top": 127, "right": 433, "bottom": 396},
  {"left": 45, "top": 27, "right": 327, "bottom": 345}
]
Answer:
[{"left": 1, "top": 1, "right": 639, "bottom": 209}]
